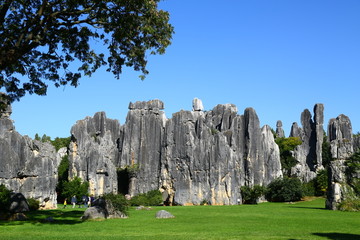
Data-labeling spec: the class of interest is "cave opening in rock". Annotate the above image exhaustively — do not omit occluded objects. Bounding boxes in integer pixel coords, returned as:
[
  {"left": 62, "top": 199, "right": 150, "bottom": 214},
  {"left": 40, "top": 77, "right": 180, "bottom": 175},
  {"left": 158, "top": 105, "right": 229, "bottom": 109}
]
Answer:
[{"left": 117, "top": 168, "right": 130, "bottom": 195}]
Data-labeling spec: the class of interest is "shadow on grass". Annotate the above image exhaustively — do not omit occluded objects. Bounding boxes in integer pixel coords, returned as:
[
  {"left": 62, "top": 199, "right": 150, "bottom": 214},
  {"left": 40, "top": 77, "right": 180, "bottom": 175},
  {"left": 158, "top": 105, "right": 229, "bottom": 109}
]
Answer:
[
  {"left": 287, "top": 206, "right": 327, "bottom": 210},
  {"left": 0, "top": 209, "right": 85, "bottom": 226},
  {"left": 312, "top": 232, "right": 360, "bottom": 240}
]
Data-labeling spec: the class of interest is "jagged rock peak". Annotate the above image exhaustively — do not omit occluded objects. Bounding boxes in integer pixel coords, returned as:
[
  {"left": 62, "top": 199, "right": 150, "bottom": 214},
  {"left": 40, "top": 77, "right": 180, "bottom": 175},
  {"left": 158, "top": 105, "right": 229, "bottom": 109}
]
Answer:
[
  {"left": 276, "top": 120, "right": 285, "bottom": 138},
  {"left": 192, "top": 98, "right": 204, "bottom": 111},
  {"left": 328, "top": 114, "right": 353, "bottom": 142},
  {"left": 128, "top": 99, "right": 164, "bottom": 110}
]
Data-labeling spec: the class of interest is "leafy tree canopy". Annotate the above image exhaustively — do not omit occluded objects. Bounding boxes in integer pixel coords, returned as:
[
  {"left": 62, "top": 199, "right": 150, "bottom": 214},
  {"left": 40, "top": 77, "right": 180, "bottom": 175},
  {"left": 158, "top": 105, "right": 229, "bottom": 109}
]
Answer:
[
  {"left": 275, "top": 137, "right": 302, "bottom": 177},
  {"left": 0, "top": 0, "right": 173, "bottom": 104}
]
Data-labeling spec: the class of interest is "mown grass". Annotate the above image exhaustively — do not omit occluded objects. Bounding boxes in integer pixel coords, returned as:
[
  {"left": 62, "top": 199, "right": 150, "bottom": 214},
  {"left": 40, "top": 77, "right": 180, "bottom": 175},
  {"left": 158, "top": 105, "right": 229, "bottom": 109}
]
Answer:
[{"left": 0, "top": 198, "right": 359, "bottom": 240}]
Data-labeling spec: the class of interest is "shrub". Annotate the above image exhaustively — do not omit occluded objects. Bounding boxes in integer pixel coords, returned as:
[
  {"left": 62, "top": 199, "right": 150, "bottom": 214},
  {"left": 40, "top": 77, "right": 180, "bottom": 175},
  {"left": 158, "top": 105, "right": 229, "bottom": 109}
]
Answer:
[
  {"left": 345, "top": 150, "right": 360, "bottom": 196},
  {"left": 266, "top": 177, "right": 303, "bottom": 202},
  {"left": 27, "top": 198, "right": 40, "bottom": 211},
  {"left": 275, "top": 137, "right": 302, "bottom": 177},
  {"left": 102, "top": 193, "right": 129, "bottom": 215},
  {"left": 130, "top": 190, "right": 163, "bottom": 206},
  {"left": 302, "top": 169, "right": 328, "bottom": 197},
  {"left": 62, "top": 176, "right": 89, "bottom": 200},
  {"left": 240, "top": 185, "right": 266, "bottom": 204},
  {"left": 0, "top": 184, "right": 11, "bottom": 213},
  {"left": 338, "top": 198, "right": 360, "bottom": 212}
]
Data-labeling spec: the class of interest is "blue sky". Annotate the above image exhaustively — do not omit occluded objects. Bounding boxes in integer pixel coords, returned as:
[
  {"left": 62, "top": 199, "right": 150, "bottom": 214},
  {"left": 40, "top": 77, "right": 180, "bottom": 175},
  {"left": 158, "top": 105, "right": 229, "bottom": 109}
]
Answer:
[{"left": 10, "top": 0, "right": 360, "bottom": 138}]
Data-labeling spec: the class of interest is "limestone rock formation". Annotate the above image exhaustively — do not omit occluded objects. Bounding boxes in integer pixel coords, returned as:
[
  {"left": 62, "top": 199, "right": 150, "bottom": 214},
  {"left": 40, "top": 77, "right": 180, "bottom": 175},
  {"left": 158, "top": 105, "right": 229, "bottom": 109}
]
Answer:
[
  {"left": 160, "top": 104, "right": 282, "bottom": 205},
  {"left": 0, "top": 101, "right": 59, "bottom": 209},
  {"left": 118, "top": 100, "right": 167, "bottom": 196},
  {"left": 276, "top": 120, "right": 285, "bottom": 138},
  {"left": 68, "top": 99, "right": 282, "bottom": 205},
  {"left": 192, "top": 98, "right": 204, "bottom": 111},
  {"left": 290, "top": 104, "right": 324, "bottom": 182},
  {"left": 326, "top": 114, "right": 354, "bottom": 210},
  {"left": 69, "top": 112, "right": 121, "bottom": 196}
]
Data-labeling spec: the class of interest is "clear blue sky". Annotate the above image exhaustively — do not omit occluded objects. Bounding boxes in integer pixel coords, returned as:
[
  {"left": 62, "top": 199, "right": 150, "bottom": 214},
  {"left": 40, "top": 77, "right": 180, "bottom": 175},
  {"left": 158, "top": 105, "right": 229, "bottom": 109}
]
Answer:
[{"left": 10, "top": 0, "right": 360, "bottom": 138}]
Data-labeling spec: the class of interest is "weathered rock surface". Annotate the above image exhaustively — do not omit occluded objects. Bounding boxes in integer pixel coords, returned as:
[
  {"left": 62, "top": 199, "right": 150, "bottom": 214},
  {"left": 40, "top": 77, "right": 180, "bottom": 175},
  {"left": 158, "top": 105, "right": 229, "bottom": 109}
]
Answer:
[
  {"left": 326, "top": 114, "right": 354, "bottom": 210},
  {"left": 290, "top": 104, "right": 324, "bottom": 182},
  {"left": 118, "top": 100, "right": 167, "bottom": 196},
  {"left": 81, "top": 198, "right": 127, "bottom": 220},
  {"left": 68, "top": 99, "right": 283, "bottom": 205},
  {"left": 9, "top": 193, "right": 29, "bottom": 213},
  {"left": 0, "top": 100, "right": 58, "bottom": 209},
  {"left": 276, "top": 120, "right": 285, "bottom": 138},
  {"left": 155, "top": 210, "right": 174, "bottom": 219},
  {"left": 69, "top": 112, "right": 121, "bottom": 196}
]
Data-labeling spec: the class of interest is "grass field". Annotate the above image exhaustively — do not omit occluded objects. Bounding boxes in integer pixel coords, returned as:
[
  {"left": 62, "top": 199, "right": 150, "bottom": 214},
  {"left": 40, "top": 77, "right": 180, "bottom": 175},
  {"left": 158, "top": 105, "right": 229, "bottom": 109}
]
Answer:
[{"left": 0, "top": 198, "right": 359, "bottom": 240}]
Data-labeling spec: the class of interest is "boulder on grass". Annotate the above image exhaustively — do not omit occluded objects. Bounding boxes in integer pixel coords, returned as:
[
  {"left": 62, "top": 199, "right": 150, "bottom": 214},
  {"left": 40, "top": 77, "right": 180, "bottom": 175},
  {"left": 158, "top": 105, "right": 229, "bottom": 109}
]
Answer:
[
  {"left": 9, "top": 193, "right": 29, "bottom": 213},
  {"left": 81, "top": 206, "right": 107, "bottom": 220},
  {"left": 155, "top": 210, "right": 174, "bottom": 219},
  {"left": 81, "top": 198, "right": 128, "bottom": 220}
]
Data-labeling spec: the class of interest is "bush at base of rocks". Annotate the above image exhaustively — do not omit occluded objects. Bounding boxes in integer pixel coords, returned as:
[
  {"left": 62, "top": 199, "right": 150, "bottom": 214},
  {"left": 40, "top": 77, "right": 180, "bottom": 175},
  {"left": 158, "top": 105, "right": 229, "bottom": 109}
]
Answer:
[
  {"left": 130, "top": 190, "right": 163, "bottom": 206},
  {"left": 265, "top": 177, "right": 303, "bottom": 202}
]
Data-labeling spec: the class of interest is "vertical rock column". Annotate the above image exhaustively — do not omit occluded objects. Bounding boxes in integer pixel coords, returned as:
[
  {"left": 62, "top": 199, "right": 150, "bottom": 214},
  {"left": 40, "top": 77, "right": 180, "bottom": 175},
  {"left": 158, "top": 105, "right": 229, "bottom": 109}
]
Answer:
[
  {"left": 326, "top": 114, "right": 353, "bottom": 210},
  {"left": 0, "top": 96, "right": 58, "bottom": 209},
  {"left": 290, "top": 104, "right": 324, "bottom": 182},
  {"left": 69, "top": 112, "right": 120, "bottom": 197},
  {"left": 118, "top": 100, "right": 166, "bottom": 196}
]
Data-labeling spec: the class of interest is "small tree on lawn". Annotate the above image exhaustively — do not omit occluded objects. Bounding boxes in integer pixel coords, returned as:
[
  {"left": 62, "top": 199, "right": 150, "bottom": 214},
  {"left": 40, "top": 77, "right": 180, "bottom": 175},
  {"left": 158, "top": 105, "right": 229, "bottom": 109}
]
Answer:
[{"left": 62, "top": 177, "right": 89, "bottom": 201}]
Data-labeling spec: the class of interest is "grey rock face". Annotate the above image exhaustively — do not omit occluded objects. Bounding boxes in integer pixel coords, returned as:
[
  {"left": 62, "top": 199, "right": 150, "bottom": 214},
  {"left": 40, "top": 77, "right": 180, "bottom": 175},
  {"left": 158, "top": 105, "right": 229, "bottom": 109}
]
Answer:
[
  {"left": 69, "top": 112, "right": 121, "bottom": 197},
  {"left": 276, "top": 120, "right": 285, "bottom": 138},
  {"left": 67, "top": 99, "right": 282, "bottom": 205},
  {"left": 192, "top": 98, "right": 204, "bottom": 111},
  {"left": 0, "top": 107, "right": 58, "bottom": 209},
  {"left": 119, "top": 100, "right": 167, "bottom": 196},
  {"left": 328, "top": 115, "right": 353, "bottom": 159},
  {"left": 160, "top": 105, "right": 282, "bottom": 205},
  {"left": 290, "top": 104, "right": 324, "bottom": 182},
  {"left": 354, "top": 135, "right": 360, "bottom": 152},
  {"left": 326, "top": 114, "right": 354, "bottom": 210}
]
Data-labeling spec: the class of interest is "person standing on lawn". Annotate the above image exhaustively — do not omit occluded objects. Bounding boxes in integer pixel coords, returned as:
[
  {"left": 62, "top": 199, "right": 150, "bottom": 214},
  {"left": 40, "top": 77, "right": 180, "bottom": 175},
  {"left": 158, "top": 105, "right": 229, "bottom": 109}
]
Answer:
[{"left": 71, "top": 195, "right": 77, "bottom": 208}]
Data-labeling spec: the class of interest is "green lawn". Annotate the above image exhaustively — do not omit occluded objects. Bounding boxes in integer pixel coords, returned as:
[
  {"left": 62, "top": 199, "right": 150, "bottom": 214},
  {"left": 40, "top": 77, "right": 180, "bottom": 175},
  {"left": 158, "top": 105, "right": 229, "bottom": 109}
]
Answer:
[{"left": 0, "top": 198, "right": 359, "bottom": 240}]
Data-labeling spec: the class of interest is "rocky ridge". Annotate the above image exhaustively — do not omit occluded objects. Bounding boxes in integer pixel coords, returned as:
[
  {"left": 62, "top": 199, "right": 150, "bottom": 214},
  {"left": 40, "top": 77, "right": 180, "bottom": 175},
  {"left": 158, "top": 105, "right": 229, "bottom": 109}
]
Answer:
[{"left": 1, "top": 97, "right": 358, "bottom": 207}]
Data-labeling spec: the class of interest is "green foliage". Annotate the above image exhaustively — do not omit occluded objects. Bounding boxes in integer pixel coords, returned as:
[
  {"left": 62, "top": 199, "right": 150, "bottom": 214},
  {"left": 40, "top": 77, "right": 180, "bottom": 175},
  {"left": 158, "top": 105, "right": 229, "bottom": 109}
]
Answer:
[
  {"left": 34, "top": 134, "right": 71, "bottom": 151},
  {"left": 102, "top": 193, "right": 129, "bottom": 215},
  {"left": 322, "top": 133, "right": 332, "bottom": 168},
  {"left": 275, "top": 137, "right": 302, "bottom": 177},
  {"left": 338, "top": 198, "right": 360, "bottom": 212},
  {"left": 302, "top": 180, "right": 316, "bottom": 197},
  {"left": 210, "top": 128, "right": 219, "bottom": 135},
  {"left": 345, "top": 150, "right": 360, "bottom": 196},
  {"left": 130, "top": 190, "right": 163, "bottom": 206},
  {"left": 51, "top": 137, "right": 71, "bottom": 151},
  {"left": 62, "top": 177, "right": 89, "bottom": 201},
  {"left": 0, "top": 1, "right": 173, "bottom": 105},
  {"left": 56, "top": 155, "right": 70, "bottom": 202},
  {"left": 0, "top": 184, "right": 11, "bottom": 213},
  {"left": 27, "top": 198, "right": 40, "bottom": 211},
  {"left": 314, "top": 169, "right": 328, "bottom": 196},
  {"left": 265, "top": 177, "right": 303, "bottom": 202},
  {"left": 240, "top": 185, "right": 266, "bottom": 204},
  {"left": 303, "top": 169, "right": 328, "bottom": 197}
]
